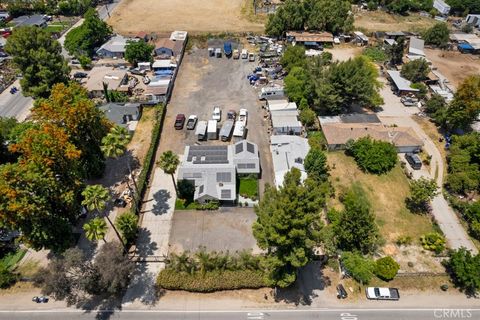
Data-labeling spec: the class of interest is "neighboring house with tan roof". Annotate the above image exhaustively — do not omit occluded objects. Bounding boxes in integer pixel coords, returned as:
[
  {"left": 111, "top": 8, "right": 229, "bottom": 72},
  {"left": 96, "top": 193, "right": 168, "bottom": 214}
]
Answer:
[
  {"left": 84, "top": 66, "right": 129, "bottom": 98},
  {"left": 319, "top": 114, "right": 423, "bottom": 153}
]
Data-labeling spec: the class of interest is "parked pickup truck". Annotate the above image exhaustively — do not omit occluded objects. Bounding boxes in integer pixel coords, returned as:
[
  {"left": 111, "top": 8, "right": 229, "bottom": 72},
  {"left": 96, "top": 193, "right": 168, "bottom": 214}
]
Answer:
[{"left": 366, "top": 287, "right": 400, "bottom": 301}]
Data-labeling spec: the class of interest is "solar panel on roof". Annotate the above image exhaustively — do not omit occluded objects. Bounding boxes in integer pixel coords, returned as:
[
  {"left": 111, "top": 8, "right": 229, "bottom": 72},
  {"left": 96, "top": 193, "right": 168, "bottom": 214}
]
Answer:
[
  {"left": 246, "top": 142, "right": 255, "bottom": 154},
  {"left": 235, "top": 143, "right": 243, "bottom": 154}
]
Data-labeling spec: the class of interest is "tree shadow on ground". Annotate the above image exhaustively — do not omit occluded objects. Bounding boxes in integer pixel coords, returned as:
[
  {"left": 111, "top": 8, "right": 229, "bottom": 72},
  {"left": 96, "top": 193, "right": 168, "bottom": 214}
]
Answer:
[
  {"left": 90, "top": 150, "right": 140, "bottom": 190},
  {"left": 150, "top": 189, "right": 171, "bottom": 215},
  {"left": 121, "top": 228, "right": 164, "bottom": 306},
  {"left": 275, "top": 260, "right": 331, "bottom": 306},
  {"left": 74, "top": 295, "right": 122, "bottom": 320}
]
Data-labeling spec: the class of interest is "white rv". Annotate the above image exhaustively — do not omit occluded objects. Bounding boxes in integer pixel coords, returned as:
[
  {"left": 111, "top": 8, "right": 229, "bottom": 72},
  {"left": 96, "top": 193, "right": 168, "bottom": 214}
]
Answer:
[
  {"left": 195, "top": 120, "right": 208, "bottom": 140},
  {"left": 258, "top": 87, "right": 285, "bottom": 100},
  {"left": 207, "top": 120, "right": 218, "bottom": 140}
]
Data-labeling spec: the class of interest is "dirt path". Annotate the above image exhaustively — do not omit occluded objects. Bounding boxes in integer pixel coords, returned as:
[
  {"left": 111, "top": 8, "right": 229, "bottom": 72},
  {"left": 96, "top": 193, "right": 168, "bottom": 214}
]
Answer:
[
  {"left": 108, "top": 0, "right": 264, "bottom": 35},
  {"left": 425, "top": 49, "right": 480, "bottom": 89}
]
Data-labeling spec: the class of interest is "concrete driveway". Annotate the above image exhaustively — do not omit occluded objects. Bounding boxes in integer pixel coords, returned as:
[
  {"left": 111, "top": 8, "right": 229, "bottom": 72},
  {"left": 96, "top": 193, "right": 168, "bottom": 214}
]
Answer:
[
  {"left": 377, "top": 78, "right": 477, "bottom": 253},
  {"left": 158, "top": 46, "right": 274, "bottom": 193},
  {"left": 168, "top": 208, "right": 260, "bottom": 254}
]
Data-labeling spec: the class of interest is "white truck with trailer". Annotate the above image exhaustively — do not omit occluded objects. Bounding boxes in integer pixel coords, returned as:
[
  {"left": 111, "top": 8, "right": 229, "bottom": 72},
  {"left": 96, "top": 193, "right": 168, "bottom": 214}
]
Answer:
[{"left": 233, "top": 120, "right": 247, "bottom": 140}]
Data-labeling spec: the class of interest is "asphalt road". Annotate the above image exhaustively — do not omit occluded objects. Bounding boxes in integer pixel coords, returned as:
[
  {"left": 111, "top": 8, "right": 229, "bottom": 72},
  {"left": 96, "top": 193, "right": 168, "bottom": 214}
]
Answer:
[
  {"left": 1, "top": 308, "right": 479, "bottom": 320},
  {"left": 0, "top": 80, "right": 33, "bottom": 121}
]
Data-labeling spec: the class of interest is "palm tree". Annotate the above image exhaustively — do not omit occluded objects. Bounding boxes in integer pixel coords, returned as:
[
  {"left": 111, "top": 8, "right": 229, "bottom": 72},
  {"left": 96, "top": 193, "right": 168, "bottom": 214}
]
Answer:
[
  {"left": 195, "top": 247, "right": 212, "bottom": 276},
  {"left": 157, "top": 150, "right": 180, "bottom": 195},
  {"left": 101, "top": 126, "right": 139, "bottom": 209},
  {"left": 83, "top": 217, "right": 108, "bottom": 243},
  {"left": 81, "top": 184, "right": 125, "bottom": 251},
  {"left": 101, "top": 125, "right": 130, "bottom": 159}
]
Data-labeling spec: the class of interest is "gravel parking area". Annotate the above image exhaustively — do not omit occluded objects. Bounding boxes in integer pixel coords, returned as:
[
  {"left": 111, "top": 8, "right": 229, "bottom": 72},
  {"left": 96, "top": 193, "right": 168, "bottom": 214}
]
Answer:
[
  {"left": 159, "top": 45, "right": 274, "bottom": 194},
  {"left": 168, "top": 208, "right": 261, "bottom": 254}
]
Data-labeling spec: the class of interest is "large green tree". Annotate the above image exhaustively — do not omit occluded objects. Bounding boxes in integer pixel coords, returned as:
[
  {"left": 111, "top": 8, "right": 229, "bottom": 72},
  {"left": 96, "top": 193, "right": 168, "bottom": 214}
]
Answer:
[
  {"left": 284, "top": 66, "right": 310, "bottom": 104},
  {"left": 124, "top": 40, "right": 154, "bottom": 66},
  {"left": 4, "top": 26, "right": 69, "bottom": 98},
  {"left": 304, "top": 146, "right": 328, "bottom": 181},
  {"left": 341, "top": 251, "right": 374, "bottom": 284},
  {"left": 400, "top": 58, "right": 430, "bottom": 83},
  {"left": 446, "top": 133, "right": 480, "bottom": 194},
  {"left": 406, "top": 178, "right": 438, "bottom": 213},
  {"left": 64, "top": 8, "right": 112, "bottom": 57},
  {"left": 305, "top": 0, "right": 353, "bottom": 34},
  {"left": 253, "top": 168, "right": 327, "bottom": 287},
  {"left": 423, "top": 23, "right": 450, "bottom": 48},
  {"left": 0, "top": 162, "right": 79, "bottom": 252},
  {"left": 33, "top": 82, "right": 111, "bottom": 178},
  {"left": 444, "top": 75, "right": 480, "bottom": 131},
  {"left": 334, "top": 184, "right": 380, "bottom": 254},
  {"left": 348, "top": 137, "right": 398, "bottom": 174}
]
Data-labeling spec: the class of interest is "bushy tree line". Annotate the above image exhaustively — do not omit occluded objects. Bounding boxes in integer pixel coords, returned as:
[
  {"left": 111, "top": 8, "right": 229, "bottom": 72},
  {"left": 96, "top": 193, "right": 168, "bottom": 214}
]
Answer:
[
  {"left": 445, "top": 0, "right": 480, "bottom": 16},
  {"left": 65, "top": 8, "right": 112, "bottom": 58},
  {"left": 341, "top": 252, "right": 400, "bottom": 284},
  {"left": 445, "top": 133, "right": 480, "bottom": 195},
  {"left": 5, "top": 0, "right": 99, "bottom": 17},
  {"left": 282, "top": 46, "right": 383, "bottom": 115},
  {"left": 423, "top": 23, "right": 450, "bottom": 48},
  {"left": 33, "top": 243, "right": 134, "bottom": 305},
  {"left": 444, "top": 248, "right": 480, "bottom": 296},
  {"left": 423, "top": 76, "right": 480, "bottom": 131},
  {"left": 265, "top": 0, "right": 353, "bottom": 37},
  {"left": 0, "top": 83, "right": 111, "bottom": 252}
]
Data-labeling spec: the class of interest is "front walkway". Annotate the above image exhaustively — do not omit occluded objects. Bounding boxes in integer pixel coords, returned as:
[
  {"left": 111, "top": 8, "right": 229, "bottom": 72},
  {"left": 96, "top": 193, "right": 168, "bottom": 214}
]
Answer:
[{"left": 122, "top": 168, "right": 176, "bottom": 305}]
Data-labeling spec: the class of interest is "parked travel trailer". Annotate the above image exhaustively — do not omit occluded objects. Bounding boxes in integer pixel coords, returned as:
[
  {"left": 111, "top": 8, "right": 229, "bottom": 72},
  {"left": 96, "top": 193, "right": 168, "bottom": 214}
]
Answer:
[
  {"left": 220, "top": 120, "right": 234, "bottom": 141},
  {"left": 195, "top": 120, "right": 208, "bottom": 140},
  {"left": 258, "top": 87, "right": 285, "bottom": 100},
  {"left": 207, "top": 120, "right": 218, "bottom": 140}
]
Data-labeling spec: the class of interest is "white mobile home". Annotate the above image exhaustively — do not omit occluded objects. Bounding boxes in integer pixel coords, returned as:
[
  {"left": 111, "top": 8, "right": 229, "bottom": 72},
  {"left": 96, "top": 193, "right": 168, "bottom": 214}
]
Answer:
[{"left": 207, "top": 120, "right": 218, "bottom": 140}]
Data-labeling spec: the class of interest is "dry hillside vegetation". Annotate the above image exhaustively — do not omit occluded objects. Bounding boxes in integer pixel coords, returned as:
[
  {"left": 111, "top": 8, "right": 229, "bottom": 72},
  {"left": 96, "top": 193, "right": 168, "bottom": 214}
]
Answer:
[
  {"left": 355, "top": 10, "right": 436, "bottom": 33},
  {"left": 108, "top": 0, "right": 264, "bottom": 34}
]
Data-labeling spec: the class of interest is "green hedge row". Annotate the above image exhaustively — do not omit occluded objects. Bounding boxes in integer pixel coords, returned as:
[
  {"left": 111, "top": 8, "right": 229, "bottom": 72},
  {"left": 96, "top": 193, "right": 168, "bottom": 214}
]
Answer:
[
  {"left": 131, "top": 104, "right": 165, "bottom": 215},
  {"left": 156, "top": 269, "right": 267, "bottom": 292}
]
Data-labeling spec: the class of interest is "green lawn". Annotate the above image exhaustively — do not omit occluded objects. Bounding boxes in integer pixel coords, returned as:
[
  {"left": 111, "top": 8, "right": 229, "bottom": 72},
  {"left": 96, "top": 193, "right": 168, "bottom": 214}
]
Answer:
[
  {"left": 238, "top": 178, "right": 258, "bottom": 199},
  {"left": 0, "top": 249, "right": 27, "bottom": 270},
  {"left": 45, "top": 24, "right": 65, "bottom": 33}
]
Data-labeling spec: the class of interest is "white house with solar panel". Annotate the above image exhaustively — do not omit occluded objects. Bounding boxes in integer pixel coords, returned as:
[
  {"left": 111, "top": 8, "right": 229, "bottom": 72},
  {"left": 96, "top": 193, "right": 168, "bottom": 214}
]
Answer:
[{"left": 177, "top": 140, "right": 260, "bottom": 203}]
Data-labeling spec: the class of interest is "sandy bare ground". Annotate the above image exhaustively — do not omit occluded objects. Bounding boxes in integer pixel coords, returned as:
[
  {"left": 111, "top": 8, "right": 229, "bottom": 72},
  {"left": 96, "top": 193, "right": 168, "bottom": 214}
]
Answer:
[
  {"left": 108, "top": 0, "right": 264, "bottom": 35},
  {"left": 425, "top": 48, "right": 480, "bottom": 89},
  {"left": 355, "top": 10, "right": 436, "bottom": 33}
]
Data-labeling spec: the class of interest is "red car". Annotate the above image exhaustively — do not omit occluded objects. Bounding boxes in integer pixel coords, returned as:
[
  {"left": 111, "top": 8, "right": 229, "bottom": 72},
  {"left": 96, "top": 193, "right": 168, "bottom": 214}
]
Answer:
[{"left": 174, "top": 114, "right": 186, "bottom": 130}]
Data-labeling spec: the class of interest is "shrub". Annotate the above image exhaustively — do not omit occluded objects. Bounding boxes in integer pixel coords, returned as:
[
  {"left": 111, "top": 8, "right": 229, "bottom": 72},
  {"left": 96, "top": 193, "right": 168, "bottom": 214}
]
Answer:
[
  {"left": 374, "top": 256, "right": 400, "bottom": 281},
  {"left": 0, "top": 266, "right": 17, "bottom": 289},
  {"left": 195, "top": 201, "right": 219, "bottom": 210},
  {"left": 395, "top": 235, "right": 413, "bottom": 246},
  {"left": 156, "top": 269, "right": 266, "bottom": 292},
  {"left": 363, "top": 46, "right": 388, "bottom": 62},
  {"left": 348, "top": 137, "right": 397, "bottom": 174},
  {"left": 341, "top": 251, "right": 374, "bottom": 284},
  {"left": 421, "top": 232, "right": 446, "bottom": 254},
  {"left": 178, "top": 179, "right": 195, "bottom": 201}
]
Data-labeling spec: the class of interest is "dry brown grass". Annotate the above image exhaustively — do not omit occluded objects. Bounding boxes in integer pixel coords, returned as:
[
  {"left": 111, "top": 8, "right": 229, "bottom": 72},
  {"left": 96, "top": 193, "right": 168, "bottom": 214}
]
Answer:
[
  {"left": 128, "top": 107, "right": 157, "bottom": 165},
  {"left": 108, "top": 0, "right": 264, "bottom": 35},
  {"left": 327, "top": 152, "right": 435, "bottom": 244},
  {"left": 354, "top": 11, "right": 436, "bottom": 34}
]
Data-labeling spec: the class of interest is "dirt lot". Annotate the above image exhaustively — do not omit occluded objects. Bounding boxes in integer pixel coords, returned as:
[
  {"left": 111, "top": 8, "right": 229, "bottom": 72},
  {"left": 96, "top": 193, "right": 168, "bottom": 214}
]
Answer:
[
  {"left": 355, "top": 11, "right": 436, "bottom": 33},
  {"left": 157, "top": 44, "right": 274, "bottom": 193},
  {"left": 168, "top": 208, "right": 260, "bottom": 254},
  {"left": 325, "top": 45, "right": 363, "bottom": 62},
  {"left": 425, "top": 48, "right": 480, "bottom": 89},
  {"left": 108, "top": 0, "right": 264, "bottom": 35}
]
